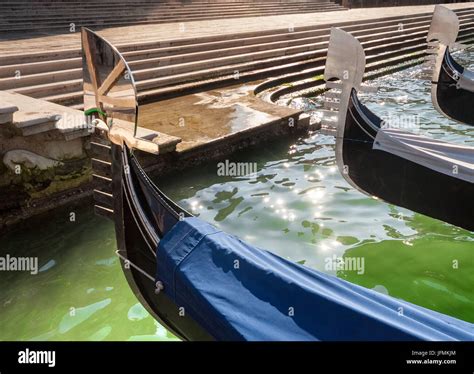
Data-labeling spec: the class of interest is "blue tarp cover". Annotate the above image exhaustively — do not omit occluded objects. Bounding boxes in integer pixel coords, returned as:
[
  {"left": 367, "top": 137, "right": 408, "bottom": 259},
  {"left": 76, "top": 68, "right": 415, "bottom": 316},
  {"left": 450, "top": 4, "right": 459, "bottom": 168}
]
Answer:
[{"left": 156, "top": 217, "right": 474, "bottom": 341}]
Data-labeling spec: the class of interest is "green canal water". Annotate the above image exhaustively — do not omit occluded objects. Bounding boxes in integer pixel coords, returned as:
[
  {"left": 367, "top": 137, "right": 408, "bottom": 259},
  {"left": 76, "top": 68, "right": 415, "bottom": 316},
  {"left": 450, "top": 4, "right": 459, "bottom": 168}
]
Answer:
[{"left": 1, "top": 54, "right": 473, "bottom": 341}]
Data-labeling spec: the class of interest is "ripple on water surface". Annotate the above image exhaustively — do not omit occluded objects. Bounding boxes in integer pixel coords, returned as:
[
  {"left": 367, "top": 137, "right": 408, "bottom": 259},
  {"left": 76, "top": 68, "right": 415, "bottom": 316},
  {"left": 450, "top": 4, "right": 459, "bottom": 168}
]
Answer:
[{"left": 1, "top": 53, "right": 473, "bottom": 341}]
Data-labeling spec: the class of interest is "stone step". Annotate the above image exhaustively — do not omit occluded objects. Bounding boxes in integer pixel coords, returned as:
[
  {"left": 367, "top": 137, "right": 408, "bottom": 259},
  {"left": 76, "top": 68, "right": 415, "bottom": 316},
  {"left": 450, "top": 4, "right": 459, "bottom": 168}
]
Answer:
[
  {"left": 2, "top": 0, "right": 327, "bottom": 3},
  {"left": 141, "top": 30, "right": 474, "bottom": 102},
  {"left": 0, "top": 57, "right": 80, "bottom": 79},
  {"left": 129, "top": 21, "right": 453, "bottom": 82},
  {"left": 0, "top": 10, "right": 345, "bottom": 32},
  {"left": 0, "top": 2, "right": 336, "bottom": 10},
  {"left": 0, "top": 91, "right": 88, "bottom": 139},
  {"left": 0, "top": 13, "right": 467, "bottom": 92},
  {"left": 0, "top": 7, "right": 343, "bottom": 23},
  {"left": 0, "top": 103, "right": 19, "bottom": 125},
  {"left": 73, "top": 38, "right": 432, "bottom": 108},
  {"left": 3, "top": 8, "right": 472, "bottom": 67},
  {"left": 10, "top": 79, "right": 83, "bottom": 99},
  {"left": 0, "top": 4, "right": 345, "bottom": 31},
  {"left": 115, "top": 9, "right": 454, "bottom": 52},
  {"left": 121, "top": 14, "right": 440, "bottom": 60},
  {"left": 2, "top": 2, "right": 332, "bottom": 6},
  {"left": 0, "top": 3, "right": 339, "bottom": 16},
  {"left": 13, "top": 113, "right": 59, "bottom": 136},
  {"left": 268, "top": 32, "right": 474, "bottom": 100},
  {"left": 1, "top": 1, "right": 330, "bottom": 9},
  {"left": 0, "top": 68, "right": 82, "bottom": 90},
  {"left": 0, "top": 92, "right": 61, "bottom": 136},
  {"left": 22, "top": 20, "right": 474, "bottom": 106},
  {"left": 124, "top": 17, "right": 445, "bottom": 71},
  {"left": 0, "top": 49, "right": 81, "bottom": 67},
  {"left": 2, "top": 5, "right": 338, "bottom": 11},
  {"left": 133, "top": 23, "right": 473, "bottom": 90},
  {"left": 43, "top": 91, "right": 84, "bottom": 107},
  {"left": 0, "top": 13, "right": 435, "bottom": 78},
  {"left": 5, "top": 7, "right": 474, "bottom": 109}
]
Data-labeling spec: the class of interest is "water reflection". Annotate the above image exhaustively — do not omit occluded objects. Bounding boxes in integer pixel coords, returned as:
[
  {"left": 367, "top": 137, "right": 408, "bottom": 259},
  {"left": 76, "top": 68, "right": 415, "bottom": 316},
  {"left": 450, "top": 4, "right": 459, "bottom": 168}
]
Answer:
[
  {"left": 1, "top": 52, "right": 473, "bottom": 342},
  {"left": 160, "top": 53, "right": 474, "bottom": 322}
]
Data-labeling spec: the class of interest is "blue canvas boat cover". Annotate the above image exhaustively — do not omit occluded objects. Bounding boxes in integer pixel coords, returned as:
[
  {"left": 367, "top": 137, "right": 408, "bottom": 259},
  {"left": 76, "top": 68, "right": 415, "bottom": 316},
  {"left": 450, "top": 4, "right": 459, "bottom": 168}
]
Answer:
[{"left": 156, "top": 217, "right": 474, "bottom": 341}]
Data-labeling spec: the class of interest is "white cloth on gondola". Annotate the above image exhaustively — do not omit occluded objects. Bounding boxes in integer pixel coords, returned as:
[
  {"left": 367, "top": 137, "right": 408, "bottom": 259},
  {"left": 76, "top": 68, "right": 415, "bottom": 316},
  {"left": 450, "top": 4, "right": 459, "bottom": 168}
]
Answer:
[{"left": 373, "top": 128, "right": 474, "bottom": 183}]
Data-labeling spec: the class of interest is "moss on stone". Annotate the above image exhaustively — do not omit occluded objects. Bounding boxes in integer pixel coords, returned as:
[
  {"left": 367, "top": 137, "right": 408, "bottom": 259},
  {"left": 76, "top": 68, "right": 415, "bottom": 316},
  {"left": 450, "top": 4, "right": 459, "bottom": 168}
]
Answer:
[
  {"left": 0, "top": 123, "right": 22, "bottom": 139},
  {"left": 0, "top": 157, "right": 92, "bottom": 200},
  {"left": 29, "top": 168, "right": 92, "bottom": 199}
]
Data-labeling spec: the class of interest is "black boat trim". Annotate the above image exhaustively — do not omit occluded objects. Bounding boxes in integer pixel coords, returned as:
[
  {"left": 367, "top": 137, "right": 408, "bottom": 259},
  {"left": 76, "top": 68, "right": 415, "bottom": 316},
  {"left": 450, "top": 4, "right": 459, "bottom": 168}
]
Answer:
[
  {"left": 116, "top": 249, "right": 155, "bottom": 283},
  {"left": 324, "top": 27, "right": 474, "bottom": 232},
  {"left": 118, "top": 144, "right": 214, "bottom": 340},
  {"left": 426, "top": 5, "right": 474, "bottom": 125},
  {"left": 347, "top": 90, "right": 380, "bottom": 140},
  {"left": 122, "top": 171, "right": 158, "bottom": 256}
]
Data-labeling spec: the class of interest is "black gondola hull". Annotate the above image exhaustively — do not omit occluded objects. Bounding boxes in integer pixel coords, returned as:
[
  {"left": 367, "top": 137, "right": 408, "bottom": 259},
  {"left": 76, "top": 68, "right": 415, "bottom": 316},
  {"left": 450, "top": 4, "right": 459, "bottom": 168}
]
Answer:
[
  {"left": 433, "top": 50, "right": 474, "bottom": 126},
  {"left": 111, "top": 144, "right": 213, "bottom": 341},
  {"left": 343, "top": 92, "right": 474, "bottom": 232}
]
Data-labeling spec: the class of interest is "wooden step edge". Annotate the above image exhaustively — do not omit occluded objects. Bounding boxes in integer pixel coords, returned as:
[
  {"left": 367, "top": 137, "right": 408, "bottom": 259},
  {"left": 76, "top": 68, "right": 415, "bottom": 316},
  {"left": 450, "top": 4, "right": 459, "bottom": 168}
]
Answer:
[
  {"left": 93, "top": 189, "right": 114, "bottom": 209},
  {"left": 94, "top": 204, "right": 114, "bottom": 220}
]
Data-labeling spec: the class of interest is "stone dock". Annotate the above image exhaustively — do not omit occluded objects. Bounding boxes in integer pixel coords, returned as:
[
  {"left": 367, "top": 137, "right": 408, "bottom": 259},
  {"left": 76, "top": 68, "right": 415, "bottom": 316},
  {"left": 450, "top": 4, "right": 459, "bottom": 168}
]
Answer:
[{"left": 1, "top": 1, "right": 474, "bottom": 226}]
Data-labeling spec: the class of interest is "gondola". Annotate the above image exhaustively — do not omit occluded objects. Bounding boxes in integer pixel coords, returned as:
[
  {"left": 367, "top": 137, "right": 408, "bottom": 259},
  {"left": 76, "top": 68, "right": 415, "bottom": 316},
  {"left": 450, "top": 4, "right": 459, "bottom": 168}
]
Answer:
[
  {"left": 321, "top": 28, "right": 474, "bottom": 232},
  {"left": 83, "top": 27, "right": 474, "bottom": 341},
  {"left": 426, "top": 5, "right": 474, "bottom": 125}
]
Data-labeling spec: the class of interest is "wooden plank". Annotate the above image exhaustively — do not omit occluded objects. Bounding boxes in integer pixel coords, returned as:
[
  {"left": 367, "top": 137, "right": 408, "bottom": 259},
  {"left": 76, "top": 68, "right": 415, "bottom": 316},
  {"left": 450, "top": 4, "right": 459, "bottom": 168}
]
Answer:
[
  {"left": 94, "top": 205, "right": 114, "bottom": 220},
  {"left": 90, "top": 141, "right": 112, "bottom": 161},
  {"left": 93, "top": 189, "right": 114, "bottom": 209},
  {"left": 92, "top": 174, "right": 112, "bottom": 194},
  {"left": 91, "top": 158, "right": 112, "bottom": 178}
]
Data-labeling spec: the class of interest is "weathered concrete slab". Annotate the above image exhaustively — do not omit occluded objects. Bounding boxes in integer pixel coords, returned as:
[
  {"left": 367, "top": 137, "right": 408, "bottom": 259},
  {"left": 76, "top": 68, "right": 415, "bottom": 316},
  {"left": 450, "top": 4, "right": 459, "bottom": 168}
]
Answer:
[
  {"left": 138, "top": 82, "right": 304, "bottom": 152},
  {"left": 0, "top": 103, "right": 18, "bottom": 125}
]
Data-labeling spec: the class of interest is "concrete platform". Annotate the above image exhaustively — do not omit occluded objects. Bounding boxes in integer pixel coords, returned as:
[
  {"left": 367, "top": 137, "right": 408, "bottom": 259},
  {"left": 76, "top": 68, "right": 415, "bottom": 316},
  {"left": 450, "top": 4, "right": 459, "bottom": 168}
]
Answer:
[
  {"left": 1, "top": 3, "right": 473, "bottom": 55},
  {"left": 138, "top": 82, "right": 305, "bottom": 152},
  {"left": 2, "top": 4, "right": 474, "bottom": 110},
  {"left": 0, "top": 91, "right": 88, "bottom": 139}
]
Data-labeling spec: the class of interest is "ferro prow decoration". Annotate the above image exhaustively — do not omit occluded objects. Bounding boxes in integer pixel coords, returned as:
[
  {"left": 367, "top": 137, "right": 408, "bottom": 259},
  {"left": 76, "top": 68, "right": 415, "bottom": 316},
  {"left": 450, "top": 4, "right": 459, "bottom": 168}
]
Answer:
[
  {"left": 81, "top": 27, "right": 474, "bottom": 342},
  {"left": 425, "top": 5, "right": 474, "bottom": 125},
  {"left": 82, "top": 27, "right": 211, "bottom": 341},
  {"left": 322, "top": 28, "right": 474, "bottom": 231}
]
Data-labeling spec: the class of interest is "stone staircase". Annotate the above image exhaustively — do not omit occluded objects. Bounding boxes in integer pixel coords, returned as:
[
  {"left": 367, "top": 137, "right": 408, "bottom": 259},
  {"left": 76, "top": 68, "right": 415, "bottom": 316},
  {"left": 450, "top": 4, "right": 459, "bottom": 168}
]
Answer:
[
  {"left": 259, "top": 11, "right": 474, "bottom": 101},
  {"left": 0, "top": 0, "right": 345, "bottom": 32},
  {"left": 2, "top": 7, "right": 474, "bottom": 109}
]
